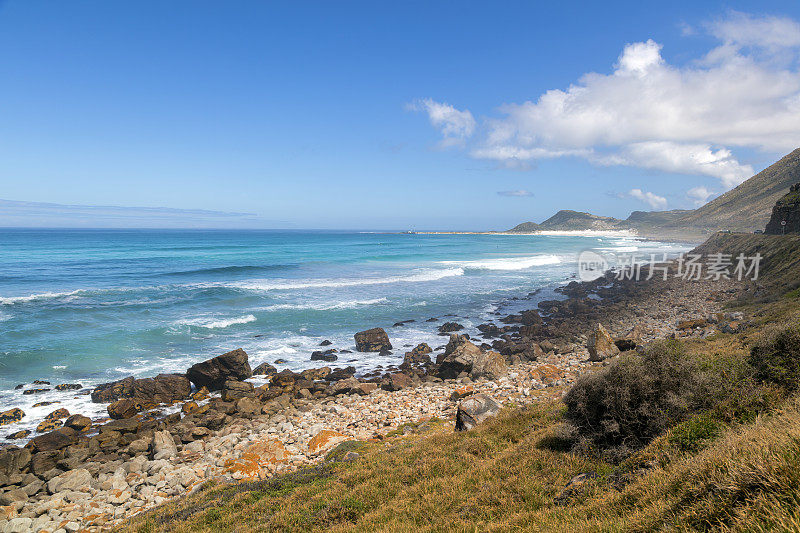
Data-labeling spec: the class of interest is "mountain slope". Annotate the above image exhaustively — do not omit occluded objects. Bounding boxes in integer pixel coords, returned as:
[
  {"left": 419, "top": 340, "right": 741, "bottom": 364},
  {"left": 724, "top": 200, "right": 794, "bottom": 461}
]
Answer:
[{"left": 669, "top": 148, "right": 800, "bottom": 233}]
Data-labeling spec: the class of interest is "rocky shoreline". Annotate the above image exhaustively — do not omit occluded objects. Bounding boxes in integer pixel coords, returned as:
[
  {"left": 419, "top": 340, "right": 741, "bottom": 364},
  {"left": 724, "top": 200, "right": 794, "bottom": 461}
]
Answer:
[{"left": 0, "top": 267, "right": 749, "bottom": 533}]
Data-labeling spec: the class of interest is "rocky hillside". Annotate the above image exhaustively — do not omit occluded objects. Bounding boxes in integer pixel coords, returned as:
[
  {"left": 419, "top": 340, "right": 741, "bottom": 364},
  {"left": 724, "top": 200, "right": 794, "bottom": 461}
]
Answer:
[
  {"left": 765, "top": 183, "right": 800, "bottom": 235},
  {"left": 507, "top": 148, "right": 800, "bottom": 239}
]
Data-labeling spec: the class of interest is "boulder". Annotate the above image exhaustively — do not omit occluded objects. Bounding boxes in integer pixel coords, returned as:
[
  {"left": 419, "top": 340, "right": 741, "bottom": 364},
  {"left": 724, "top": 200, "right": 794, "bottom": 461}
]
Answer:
[
  {"left": 5, "top": 430, "right": 31, "bottom": 440},
  {"left": 381, "top": 373, "right": 413, "bottom": 391},
  {"left": 308, "top": 430, "right": 348, "bottom": 456},
  {"left": 615, "top": 325, "right": 644, "bottom": 352},
  {"left": 587, "top": 323, "right": 620, "bottom": 362},
  {"left": 0, "top": 447, "right": 31, "bottom": 477},
  {"left": 436, "top": 335, "right": 483, "bottom": 379},
  {"left": 301, "top": 367, "right": 331, "bottom": 381},
  {"left": 311, "top": 350, "right": 338, "bottom": 362},
  {"left": 401, "top": 350, "right": 432, "bottom": 369},
  {"left": 438, "top": 322, "right": 464, "bottom": 334},
  {"left": 252, "top": 362, "right": 277, "bottom": 376},
  {"left": 46, "top": 468, "right": 91, "bottom": 495},
  {"left": 191, "top": 386, "right": 210, "bottom": 401},
  {"left": 235, "top": 397, "right": 261, "bottom": 417},
  {"left": 354, "top": 328, "right": 392, "bottom": 352},
  {"left": 107, "top": 398, "right": 145, "bottom": 419},
  {"left": 0, "top": 408, "right": 24, "bottom": 427},
  {"left": 36, "top": 419, "right": 63, "bottom": 433},
  {"left": 332, "top": 377, "right": 363, "bottom": 395},
  {"left": 470, "top": 350, "right": 507, "bottom": 380},
  {"left": 187, "top": 348, "right": 252, "bottom": 390},
  {"left": 91, "top": 373, "right": 191, "bottom": 404},
  {"left": 221, "top": 380, "right": 255, "bottom": 401},
  {"left": 455, "top": 394, "right": 501, "bottom": 431},
  {"left": 63, "top": 415, "right": 91, "bottom": 432},
  {"left": 151, "top": 430, "right": 178, "bottom": 461},
  {"left": 27, "top": 428, "right": 79, "bottom": 452}
]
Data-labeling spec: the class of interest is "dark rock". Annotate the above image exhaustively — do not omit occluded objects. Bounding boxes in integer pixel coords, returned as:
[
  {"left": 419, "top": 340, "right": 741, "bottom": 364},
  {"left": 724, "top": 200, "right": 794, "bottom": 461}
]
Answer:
[
  {"left": 319, "top": 340, "right": 332, "bottom": 346},
  {"left": 221, "top": 380, "right": 255, "bottom": 401},
  {"left": 43, "top": 408, "right": 70, "bottom": 422},
  {"left": 36, "top": 419, "right": 63, "bottom": 433},
  {"left": 300, "top": 367, "right": 331, "bottom": 381},
  {"left": 64, "top": 415, "right": 92, "bottom": 432},
  {"left": 32, "top": 380, "right": 50, "bottom": 385},
  {"left": 91, "top": 373, "right": 191, "bottom": 404},
  {"left": 0, "top": 447, "right": 31, "bottom": 477},
  {"left": 354, "top": 328, "right": 392, "bottom": 352},
  {"left": 14, "top": 384, "right": 24, "bottom": 390},
  {"left": 765, "top": 182, "right": 800, "bottom": 234},
  {"left": 107, "top": 398, "right": 145, "bottom": 420},
  {"left": 401, "top": 350, "right": 432, "bottom": 369},
  {"left": 311, "top": 350, "right": 338, "bottom": 362},
  {"left": 99, "top": 417, "right": 141, "bottom": 434},
  {"left": 438, "top": 322, "right": 464, "bottom": 334},
  {"left": 455, "top": 394, "right": 501, "bottom": 431},
  {"left": 55, "top": 383, "right": 83, "bottom": 391},
  {"left": 187, "top": 348, "right": 252, "bottom": 391},
  {"left": 22, "top": 388, "right": 50, "bottom": 395},
  {"left": 252, "top": 362, "right": 278, "bottom": 376},
  {"left": 327, "top": 366, "right": 356, "bottom": 381},
  {"left": 0, "top": 408, "right": 24, "bottom": 427},
  {"left": 27, "top": 428, "right": 79, "bottom": 452},
  {"left": 381, "top": 373, "right": 413, "bottom": 391},
  {"left": 29, "top": 451, "right": 58, "bottom": 476},
  {"left": 270, "top": 369, "right": 299, "bottom": 389},
  {"left": 5, "top": 430, "right": 31, "bottom": 440}
]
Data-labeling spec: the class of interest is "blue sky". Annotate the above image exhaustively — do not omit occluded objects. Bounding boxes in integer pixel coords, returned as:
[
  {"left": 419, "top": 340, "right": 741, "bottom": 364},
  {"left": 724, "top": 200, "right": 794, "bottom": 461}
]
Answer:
[{"left": 1, "top": 1, "right": 800, "bottom": 230}]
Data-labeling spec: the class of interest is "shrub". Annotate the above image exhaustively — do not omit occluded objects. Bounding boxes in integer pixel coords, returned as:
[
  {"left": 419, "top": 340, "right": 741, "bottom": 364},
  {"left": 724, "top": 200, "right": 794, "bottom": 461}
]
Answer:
[
  {"left": 748, "top": 324, "right": 800, "bottom": 390},
  {"left": 564, "top": 340, "right": 699, "bottom": 453}
]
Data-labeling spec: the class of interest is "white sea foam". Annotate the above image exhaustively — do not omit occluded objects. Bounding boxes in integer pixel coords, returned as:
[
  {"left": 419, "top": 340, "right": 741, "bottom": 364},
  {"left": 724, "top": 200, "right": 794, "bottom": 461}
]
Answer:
[
  {"left": 0, "top": 289, "right": 84, "bottom": 305},
  {"left": 438, "top": 255, "right": 561, "bottom": 271},
  {"left": 177, "top": 314, "right": 257, "bottom": 329},
  {"left": 222, "top": 268, "right": 465, "bottom": 292},
  {"left": 261, "top": 298, "right": 388, "bottom": 312}
]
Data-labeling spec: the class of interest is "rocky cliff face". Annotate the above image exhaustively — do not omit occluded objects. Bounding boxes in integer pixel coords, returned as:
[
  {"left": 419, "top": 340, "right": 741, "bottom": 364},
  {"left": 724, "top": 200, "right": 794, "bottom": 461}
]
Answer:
[{"left": 765, "top": 183, "right": 800, "bottom": 235}]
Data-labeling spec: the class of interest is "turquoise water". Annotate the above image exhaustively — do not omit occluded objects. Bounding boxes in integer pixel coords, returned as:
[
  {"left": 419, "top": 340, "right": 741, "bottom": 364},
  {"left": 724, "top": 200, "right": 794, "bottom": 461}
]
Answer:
[{"left": 0, "top": 229, "right": 686, "bottom": 434}]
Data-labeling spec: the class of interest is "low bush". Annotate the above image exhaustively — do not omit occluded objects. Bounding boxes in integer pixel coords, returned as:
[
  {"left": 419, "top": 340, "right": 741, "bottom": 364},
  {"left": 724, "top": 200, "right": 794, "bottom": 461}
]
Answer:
[
  {"left": 749, "top": 323, "right": 800, "bottom": 390},
  {"left": 564, "top": 339, "right": 699, "bottom": 453}
]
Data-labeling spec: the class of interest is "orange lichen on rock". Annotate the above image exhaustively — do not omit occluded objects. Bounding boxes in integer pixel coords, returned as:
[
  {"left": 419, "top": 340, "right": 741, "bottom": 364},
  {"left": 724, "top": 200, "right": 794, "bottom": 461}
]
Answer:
[
  {"left": 308, "top": 429, "right": 348, "bottom": 455},
  {"left": 224, "top": 438, "right": 289, "bottom": 480}
]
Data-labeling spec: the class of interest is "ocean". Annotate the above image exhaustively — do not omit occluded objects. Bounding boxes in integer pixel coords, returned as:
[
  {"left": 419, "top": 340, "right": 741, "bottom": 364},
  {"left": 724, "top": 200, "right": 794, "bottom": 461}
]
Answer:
[{"left": 0, "top": 228, "right": 688, "bottom": 436}]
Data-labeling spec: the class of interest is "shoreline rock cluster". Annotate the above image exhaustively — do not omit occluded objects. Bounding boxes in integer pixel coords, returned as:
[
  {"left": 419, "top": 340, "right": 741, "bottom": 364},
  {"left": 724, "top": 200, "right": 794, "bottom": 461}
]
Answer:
[{"left": 0, "top": 270, "right": 747, "bottom": 532}]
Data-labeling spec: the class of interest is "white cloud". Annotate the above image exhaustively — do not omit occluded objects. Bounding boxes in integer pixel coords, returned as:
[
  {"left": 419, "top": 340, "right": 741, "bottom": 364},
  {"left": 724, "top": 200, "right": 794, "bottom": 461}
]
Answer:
[
  {"left": 416, "top": 12, "right": 800, "bottom": 190},
  {"left": 708, "top": 11, "right": 800, "bottom": 51},
  {"left": 687, "top": 186, "right": 716, "bottom": 206},
  {"left": 628, "top": 189, "right": 668, "bottom": 209},
  {"left": 497, "top": 189, "right": 534, "bottom": 197},
  {"left": 409, "top": 98, "right": 475, "bottom": 147}
]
